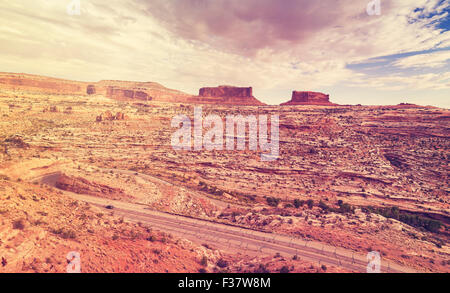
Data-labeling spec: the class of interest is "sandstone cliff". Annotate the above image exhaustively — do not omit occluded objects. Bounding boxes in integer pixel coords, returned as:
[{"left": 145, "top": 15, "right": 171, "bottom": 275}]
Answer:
[
  {"left": 192, "top": 85, "right": 264, "bottom": 106},
  {"left": 0, "top": 73, "right": 267, "bottom": 106},
  {"left": 0, "top": 73, "right": 86, "bottom": 95},
  {"left": 0, "top": 73, "right": 191, "bottom": 103},
  {"left": 281, "top": 91, "right": 336, "bottom": 106},
  {"left": 105, "top": 86, "right": 151, "bottom": 101},
  {"left": 199, "top": 86, "right": 253, "bottom": 98}
]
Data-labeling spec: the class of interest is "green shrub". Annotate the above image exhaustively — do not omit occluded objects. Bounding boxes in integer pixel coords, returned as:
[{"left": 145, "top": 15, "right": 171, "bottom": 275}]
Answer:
[
  {"left": 146, "top": 235, "right": 156, "bottom": 242},
  {"left": 216, "top": 259, "right": 228, "bottom": 268},
  {"left": 293, "top": 199, "right": 304, "bottom": 208},
  {"left": 338, "top": 203, "right": 354, "bottom": 214},
  {"left": 12, "top": 219, "right": 25, "bottom": 230},
  {"left": 255, "top": 264, "right": 270, "bottom": 273},
  {"left": 318, "top": 200, "right": 330, "bottom": 211},
  {"left": 51, "top": 227, "right": 76, "bottom": 239},
  {"left": 366, "top": 206, "right": 442, "bottom": 233},
  {"left": 200, "top": 256, "right": 208, "bottom": 266},
  {"left": 266, "top": 197, "right": 281, "bottom": 207}
]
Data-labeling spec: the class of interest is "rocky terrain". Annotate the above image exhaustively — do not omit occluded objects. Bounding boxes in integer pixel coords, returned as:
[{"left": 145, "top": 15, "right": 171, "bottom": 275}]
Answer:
[
  {"left": 0, "top": 73, "right": 448, "bottom": 273},
  {"left": 0, "top": 175, "right": 341, "bottom": 273}
]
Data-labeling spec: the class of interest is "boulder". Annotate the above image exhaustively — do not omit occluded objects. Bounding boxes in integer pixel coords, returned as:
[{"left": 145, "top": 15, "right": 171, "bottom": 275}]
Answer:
[
  {"left": 96, "top": 111, "right": 114, "bottom": 122},
  {"left": 115, "top": 112, "right": 127, "bottom": 120}
]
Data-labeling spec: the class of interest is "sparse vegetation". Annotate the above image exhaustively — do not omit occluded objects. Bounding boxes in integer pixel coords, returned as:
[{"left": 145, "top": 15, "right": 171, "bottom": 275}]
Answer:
[
  {"left": 266, "top": 197, "right": 281, "bottom": 207},
  {"left": 216, "top": 259, "right": 228, "bottom": 268},
  {"left": 12, "top": 219, "right": 26, "bottom": 230},
  {"left": 364, "top": 206, "right": 442, "bottom": 233},
  {"left": 254, "top": 263, "right": 270, "bottom": 273},
  {"left": 146, "top": 235, "right": 156, "bottom": 242},
  {"left": 200, "top": 256, "right": 208, "bottom": 266},
  {"left": 293, "top": 199, "right": 305, "bottom": 208},
  {"left": 51, "top": 227, "right": 76, "bottom": 239}
]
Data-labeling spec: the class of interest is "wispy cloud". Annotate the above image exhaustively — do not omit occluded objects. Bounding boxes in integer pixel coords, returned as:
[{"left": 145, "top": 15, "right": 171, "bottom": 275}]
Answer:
[{"left": 392, "top": 50, "right": 450, "bottom": 69}]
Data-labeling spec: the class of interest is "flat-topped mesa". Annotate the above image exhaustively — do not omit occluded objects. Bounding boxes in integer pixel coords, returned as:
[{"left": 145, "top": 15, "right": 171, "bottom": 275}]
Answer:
[
  {"left": 199, "top": 86, "right": 253, "bottom": 98},
  {"left": 281, "top": 91, "right": 336, "bottom": 106},
  {"left": 194, "top": 85, "right": 264, "bottom": 105},
  {"left": 0, "top": 73, "right": 86, "bottom": 95}
]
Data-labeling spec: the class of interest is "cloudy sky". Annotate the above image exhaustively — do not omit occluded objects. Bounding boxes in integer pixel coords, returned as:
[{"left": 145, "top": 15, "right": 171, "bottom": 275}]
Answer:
[{"left": 0, "top": 0, "right": 449, "bottom": 107}]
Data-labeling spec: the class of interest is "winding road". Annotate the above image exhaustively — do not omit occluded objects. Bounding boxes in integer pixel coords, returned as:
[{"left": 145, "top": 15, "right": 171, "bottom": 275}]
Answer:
[{"left": 34, "top": 171, "right": 417, "bottom": 273}]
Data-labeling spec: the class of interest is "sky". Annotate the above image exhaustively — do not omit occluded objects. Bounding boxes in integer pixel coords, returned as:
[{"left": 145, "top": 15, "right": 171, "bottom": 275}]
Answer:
[{"left": 0, "top": 0, "right": 449, "bottom": 107}]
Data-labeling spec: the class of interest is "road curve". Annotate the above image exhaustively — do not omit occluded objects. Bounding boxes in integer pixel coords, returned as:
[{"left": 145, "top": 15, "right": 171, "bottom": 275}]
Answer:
[{"left": 34, "top": 172, "right": 417, "bottom": 273}]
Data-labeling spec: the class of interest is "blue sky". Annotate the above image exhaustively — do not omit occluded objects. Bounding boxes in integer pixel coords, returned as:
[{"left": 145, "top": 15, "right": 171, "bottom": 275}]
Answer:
[{"left": 0, "top": 0, "right": 449, "bottom": 107}]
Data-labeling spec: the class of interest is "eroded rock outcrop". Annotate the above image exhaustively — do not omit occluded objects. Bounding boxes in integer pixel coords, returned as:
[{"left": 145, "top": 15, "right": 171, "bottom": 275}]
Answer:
[
  {"left": 96, "top": 111, "right": 127, "bottom": 122},
  {"left": 0, "top": 73, "right": 190, "bottom": 103},
  {"left": 43, "top": 106, "right": 59, "bottom": 113},
  {"left": 55, "top": 174, "right": 131, "bottom": 200},
  {"left": 193, "top": 85, "right": 264, "bottom": 105},
  {"left": 105, "top": 86, "right": 152, "bottom": 101},
  {"left": 3, "top": 135, "right": 29, "bottom": 149},
  {"left": 199, "top": 86, "right": 253, "bottom": 98},
  {"left": 0, "top": 73, "right": 86, "bottom": 95},
  {"left": 281, "top": 91, "right": 336, "bottom": 106},
  {"left": 86, "top": 85, "right": 96, "bottom": 95},
  {"left": 115, "top": 112, "right": 127, "bottom": 120}
]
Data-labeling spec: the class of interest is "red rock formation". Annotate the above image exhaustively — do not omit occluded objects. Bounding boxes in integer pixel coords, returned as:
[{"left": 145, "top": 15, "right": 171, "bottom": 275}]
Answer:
[
  {"left": 281, "top": 91, "right": 336, "bottom": 106},
  {"left": 97, "top": 80, "right": 189, "bottom": 102},
  {"left": 96, "top": 111, "right": 114, "bottom": 122},
  {"left": 0, "top": 73, "right": 189, "bottom": 102},
  {"left": 87, "top": 85, "right": 96, "bottom": 95},
  {"left": 0, "top": 72, "right": 267, "bottom": 105},
  {"left": 105, "top": 86, "right": 152, "bottom": 101},
  {"left": 193, "top": 86, "right": 264, "bottom": 105},
  {"left": 96, "top": 111, "right": 127, "bottom": 122},
  {"left": 199, "top": 86, "right": 253, "bottom": 98},
  {"left": 55, "top": 174, "right": 131, "bottom": 200},
  {"left": 0, "top": 73, "right": 86, "bottom": 95},
  {"left": 115, "top": 112, "right": 127, "bottom": 120}
]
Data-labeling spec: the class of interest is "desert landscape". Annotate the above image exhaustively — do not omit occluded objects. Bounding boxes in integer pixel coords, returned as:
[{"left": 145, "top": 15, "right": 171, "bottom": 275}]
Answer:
[
  {"left": 0, "top": 72, "right": 448, "bottom": 273},
  {"left": 0, "top": 0, "right": 449, "bottom": 276}
]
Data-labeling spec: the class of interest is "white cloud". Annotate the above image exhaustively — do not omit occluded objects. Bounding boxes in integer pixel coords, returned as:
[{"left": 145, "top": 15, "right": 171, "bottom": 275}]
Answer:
[{"left": 393, "top": 51, "right": 450, "bottom": 69}]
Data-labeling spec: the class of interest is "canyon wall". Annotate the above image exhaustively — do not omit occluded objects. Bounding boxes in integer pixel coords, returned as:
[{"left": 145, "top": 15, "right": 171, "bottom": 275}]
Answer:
[
  {"left": 0, "top": 73, "right": 189, "bottom": 102},
  {"left": 0, "top": 73, "right": 266, "bottom": 105},
  {"left": 0, "top": 73, "right": 86, "bottom": 95},
  {"left": 105, "top": 86, "right": 151, "bottom": 101},
  {"left": 199, "top": 86, "right": 253, "bottom": 98}
]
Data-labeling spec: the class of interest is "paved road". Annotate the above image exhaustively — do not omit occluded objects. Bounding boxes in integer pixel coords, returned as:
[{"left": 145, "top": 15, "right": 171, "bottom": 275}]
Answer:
[{"left": 35, "top": 172, "right": 417, "bottom": 273}]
